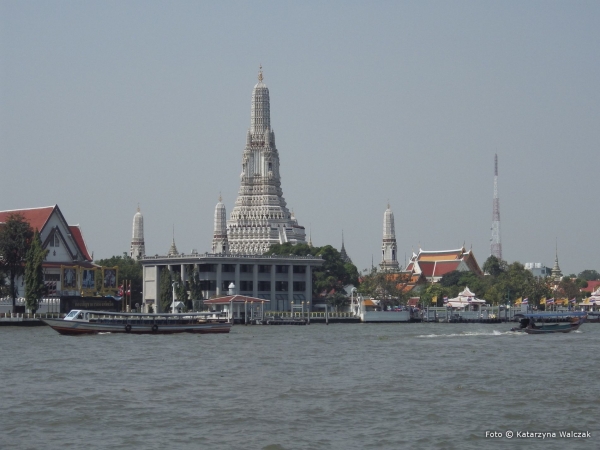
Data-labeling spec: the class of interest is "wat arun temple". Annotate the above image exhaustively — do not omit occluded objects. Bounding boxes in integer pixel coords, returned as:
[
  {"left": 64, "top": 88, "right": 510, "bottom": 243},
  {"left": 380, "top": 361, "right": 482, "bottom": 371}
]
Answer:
[{"left": 213, "top": 67, "right": 306, "bottom": 255}]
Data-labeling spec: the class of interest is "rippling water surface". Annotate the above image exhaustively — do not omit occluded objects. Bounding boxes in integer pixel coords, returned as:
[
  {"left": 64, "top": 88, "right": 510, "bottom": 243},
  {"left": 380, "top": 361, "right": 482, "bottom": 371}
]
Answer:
[{"left": 1, "top": 323, "right": 598, "bottom": 449}]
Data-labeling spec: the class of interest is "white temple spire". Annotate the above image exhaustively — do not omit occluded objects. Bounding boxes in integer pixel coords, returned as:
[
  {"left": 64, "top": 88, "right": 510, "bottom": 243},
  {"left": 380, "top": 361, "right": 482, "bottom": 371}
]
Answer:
[
  {"left": 212, "top": 195, "right": 228, "bottom": 254},
  {"left": 380, "top": 203, "right": 399, "bottom": 271},
  {"left": 226, "top": 68, "right": 306, "bottom": 254},
  {"left": 168, "top": 225, "right": 178, "bottom": 256},
  {"left": 130, "top": 205, "right": 145, "bottom": 259}
]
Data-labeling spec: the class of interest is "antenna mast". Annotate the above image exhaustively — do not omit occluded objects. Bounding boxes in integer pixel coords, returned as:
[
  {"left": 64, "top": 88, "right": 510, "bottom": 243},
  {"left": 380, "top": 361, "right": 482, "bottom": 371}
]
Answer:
[{"left": 491, "top": 154, "right": 502, "bottom": 259}]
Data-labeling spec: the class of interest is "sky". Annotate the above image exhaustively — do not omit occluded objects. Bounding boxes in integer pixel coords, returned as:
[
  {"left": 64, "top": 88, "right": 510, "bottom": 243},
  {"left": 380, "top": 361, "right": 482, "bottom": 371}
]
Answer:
[{"left": 1, "top": 1, "right": 599, "bottom": 276}]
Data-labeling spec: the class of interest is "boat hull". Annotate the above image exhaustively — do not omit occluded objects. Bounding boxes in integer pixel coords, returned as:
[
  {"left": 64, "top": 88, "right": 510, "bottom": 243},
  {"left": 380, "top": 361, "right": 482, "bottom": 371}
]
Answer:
[
  {"left": 522, "top": 322, "right": 582, "bottom": 334},
  {"left": 41, "top": 318, "right": 231, "bottom": 335}
]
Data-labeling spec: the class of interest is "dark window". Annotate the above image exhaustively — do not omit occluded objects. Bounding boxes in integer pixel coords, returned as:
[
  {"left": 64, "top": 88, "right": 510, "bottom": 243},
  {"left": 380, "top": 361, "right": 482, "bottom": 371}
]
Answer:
[
  {"left": 275, "top": 281, "right": 289, "bottom": 292},
  {"left": 198, "top": 264, "right": 216, "bottom": 273},
  {"left": 258, "top": 265, "right": 271, "bottom": 273},
  {"left": 293, "top": 266, "right": 306, "bottom": 274},
  {"left": 199, "top": 280, "right": 216, "bottom": 290},
  {"left": 276, "top": 265, "right": 289, "bottom": 273},
  {"left": 240, "top": 264, "right": 253, "bottom": 273},
  {"left": 222, "top": 280, "right": 234, "bottom": 290},
  {"left": 258, "top": 281, "right": 271, "bottom": 291},
  {"left": 240, "top": 281, "right": 253, "bottom": 291},
  {"left": 222, "top": 264, "right": 235, "bottom": 273},
  {"left": 293, "top": 281, "right": 306, "bottom": 291}
]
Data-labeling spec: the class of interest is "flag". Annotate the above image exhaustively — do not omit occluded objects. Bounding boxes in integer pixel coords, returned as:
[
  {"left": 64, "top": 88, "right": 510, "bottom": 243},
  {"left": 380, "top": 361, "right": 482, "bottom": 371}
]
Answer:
[
  {"left": 515, "top": 297, "right": 522, "bottom": 305},
  {"left": 546, "top": 298, "right": 555, "bottom": 304},
  {"left": 467, "top": 296, "right": 472, "bottom": 302},
  {"left": 443, "top": 296, "right": 448, "bottom": 303},
  {"left": 118, "top": 285, "right": 124, "bottom": 296},
  {"left": 569, "top": 298, "right": 576, "bottom": 303},
  {"left": 540, "top": 297, "right": 546, "bottom": 305},
  {"left": 432, "top": 296, "right": 437, "bottom": 305},
  {"left": 522, "top": 298, "right": 528, "bottom": 304}
]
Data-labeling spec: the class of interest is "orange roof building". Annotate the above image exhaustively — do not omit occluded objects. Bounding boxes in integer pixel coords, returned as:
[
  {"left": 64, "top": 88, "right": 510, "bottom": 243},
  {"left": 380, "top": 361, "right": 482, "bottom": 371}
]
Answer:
[
  {"left": 405, "top": 247, "right": 483, "bottom": 283},
  {"left": 0, "top": 205, "right": 96, "bottom": 298}
]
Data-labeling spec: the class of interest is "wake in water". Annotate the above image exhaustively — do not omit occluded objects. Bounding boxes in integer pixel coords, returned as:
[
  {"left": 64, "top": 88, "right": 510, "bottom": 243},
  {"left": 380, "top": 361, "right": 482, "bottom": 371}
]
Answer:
[{"left": 417, "top": 330, "right": 523, "bottom": 338}]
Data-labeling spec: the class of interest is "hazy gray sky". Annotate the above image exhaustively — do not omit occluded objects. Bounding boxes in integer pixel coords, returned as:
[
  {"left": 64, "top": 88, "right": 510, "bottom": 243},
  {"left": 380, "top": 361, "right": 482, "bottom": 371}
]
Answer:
[{"left": 2, "top": 1, "right": 599, "bottom": 275}]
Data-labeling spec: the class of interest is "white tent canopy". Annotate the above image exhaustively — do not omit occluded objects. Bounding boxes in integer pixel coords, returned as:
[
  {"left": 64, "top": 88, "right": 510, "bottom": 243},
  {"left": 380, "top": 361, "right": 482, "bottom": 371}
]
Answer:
[{"left": 447, "top": 286, "right": 487, "bottom": 308}]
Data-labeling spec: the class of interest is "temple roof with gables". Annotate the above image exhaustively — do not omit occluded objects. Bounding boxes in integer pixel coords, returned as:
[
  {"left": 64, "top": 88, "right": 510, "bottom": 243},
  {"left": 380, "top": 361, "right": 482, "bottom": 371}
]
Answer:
[
  {"left": 406, "top": 246, "right": 483, "bottom": 281},
  {"left": 0, "top": 205, "right": 93, "bottom": 264}
]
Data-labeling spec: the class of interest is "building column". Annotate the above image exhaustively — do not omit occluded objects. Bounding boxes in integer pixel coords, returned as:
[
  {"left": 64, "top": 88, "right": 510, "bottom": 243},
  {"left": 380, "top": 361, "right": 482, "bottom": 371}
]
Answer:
[
  {"left": 253, "top": 264, "right": 258, "bottom": 298},
  {"left": 181, "top": 264, "right": 187, "bottom": 286},
  {"left": 270, "top": 265, "right": 276, "bottom": 310},
  {"left": 235, "top": 264, "right": 240, "bottom": 294},
  {"left": 288, "top": 264, "right": 293, "bottom": 309},
  {"left": 216, "top": 263, "right": 222, "bottom": 296},
  {"left": 306, "top": 265, "right": 312, "bottom": 310}
]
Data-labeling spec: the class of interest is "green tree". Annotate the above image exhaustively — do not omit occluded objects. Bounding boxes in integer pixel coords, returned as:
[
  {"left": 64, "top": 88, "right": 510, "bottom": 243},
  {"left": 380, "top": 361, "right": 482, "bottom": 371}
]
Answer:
[
  {"left": 558, "top": 278, "right": 580, "bottom": 301},
  {"left": 95, "top": 254, "right": 143, "bottom": 307},
  {"left": 494, "top": 262, "right": 534, "bottom": 305},
  {"left": 188, "top": 266, "right": 203, "bottom": 310},
  {"left": 327, "top": 291, "right": 349, "bottom": 310},
  {"left": 265, "top": 243, "right": 360, "bottom": 299},
  {"left": 24, "top": 231, "right": 48, "bottom": 313},
  {"left": 482, "top": 255, "right": 507, "bottom": 277},
  {"left": 159, "top": 268, "right": 173, "bottom": 312},
  {"left": 521, "top": 276, "right": 551, "bottom": 307},
  {"left": 578, "top": 269, "right": 600, "bottom": 281},
  {"left": 420, "top": 283, "right": 445, "bottom": 307},
  {"left": 0, "top": 213, "right": 34, "bottom": 308},
  {"left": 174, "top": 272, "right": 189, "bottom": 310},
  {"left": 357, "top": 269, "right": 410, "bottom": 308},
  {"left": 440, "top": 270, "right": 462, "bottom": 287}
]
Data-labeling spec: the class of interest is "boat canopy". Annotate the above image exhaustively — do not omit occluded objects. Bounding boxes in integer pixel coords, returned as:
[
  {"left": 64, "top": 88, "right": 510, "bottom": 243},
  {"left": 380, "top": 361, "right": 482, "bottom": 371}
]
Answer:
[{"left": 522, "top": 312, "right": 587, "bottom": 318}]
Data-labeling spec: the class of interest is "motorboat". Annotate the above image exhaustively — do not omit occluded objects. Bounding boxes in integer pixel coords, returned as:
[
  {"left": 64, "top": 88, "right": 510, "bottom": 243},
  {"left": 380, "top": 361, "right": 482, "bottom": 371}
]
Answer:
[{"left": 511, "top": 312, "right": 586, "bottom": 334}]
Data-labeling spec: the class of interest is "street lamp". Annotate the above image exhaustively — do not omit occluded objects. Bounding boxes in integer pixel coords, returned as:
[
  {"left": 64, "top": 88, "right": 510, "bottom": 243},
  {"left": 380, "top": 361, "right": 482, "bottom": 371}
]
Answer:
[
  {"left": 172, "top": 282, "right": 178, "bottom": 314},
  {"left": 351, "top": 287, "right": 358, "bottom": 316}
]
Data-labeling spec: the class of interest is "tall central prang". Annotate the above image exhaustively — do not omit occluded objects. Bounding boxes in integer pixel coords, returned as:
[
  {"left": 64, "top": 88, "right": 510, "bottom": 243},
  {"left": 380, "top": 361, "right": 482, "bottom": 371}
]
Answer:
[{"left": 226, "top": 67, "right": 306, "bottom": 254}]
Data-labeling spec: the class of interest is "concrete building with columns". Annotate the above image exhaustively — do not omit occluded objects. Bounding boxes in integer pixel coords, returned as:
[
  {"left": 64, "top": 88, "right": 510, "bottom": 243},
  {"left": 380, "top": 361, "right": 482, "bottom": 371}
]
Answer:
[{"left": 141, "top": 253, "right": 323, "bottom": 313}]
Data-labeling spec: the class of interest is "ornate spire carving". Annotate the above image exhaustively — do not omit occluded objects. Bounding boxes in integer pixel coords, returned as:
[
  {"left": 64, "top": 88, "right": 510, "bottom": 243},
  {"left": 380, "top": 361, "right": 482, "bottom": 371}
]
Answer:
[
  {"left": 380, "top": 203, "right": 399, "bottom": 271},
  {"left": 130, "top": 206, "right": 145, "bottom": 259},
  {"left": 226, "top": 69, "right": 306, "bottom": 254}
]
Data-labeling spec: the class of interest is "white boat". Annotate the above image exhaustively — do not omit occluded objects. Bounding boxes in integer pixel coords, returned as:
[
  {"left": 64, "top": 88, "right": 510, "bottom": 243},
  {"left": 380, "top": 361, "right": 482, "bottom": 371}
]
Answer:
[{"left": 41, "top": 310, "right": 232, "bottom": 335}]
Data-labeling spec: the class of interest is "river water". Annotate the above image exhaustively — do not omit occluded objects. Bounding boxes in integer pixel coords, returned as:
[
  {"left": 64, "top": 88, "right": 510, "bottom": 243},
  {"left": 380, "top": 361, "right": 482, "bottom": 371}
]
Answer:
[{"left": 1, "top": 322, "right": 598, "bottom": 449}]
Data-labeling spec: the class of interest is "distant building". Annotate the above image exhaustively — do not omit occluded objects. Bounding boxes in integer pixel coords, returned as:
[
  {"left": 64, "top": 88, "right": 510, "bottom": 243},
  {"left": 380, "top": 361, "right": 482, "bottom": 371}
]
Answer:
[
  {"left": 212, "top": 196, "right": 228, "bottom": 254},
  {"left": 130, "top": 207, "right": 145, "bottom": 259},
  {"left": 340, "top": 231, "right": 352, "bottom": 264},
  {"left": 405, "top": 247, "right": 483, "bottom": 283},
  {"left": 141, "top": 253, "right": 324, "bottom": 313},
  {"left": 550, "top": 251, "right": 563, "bottom": 281},
  {"left": 226, "top": 68, "right": 306, "bottom": 254},
  {"left": 524, "top": 263, "right": 551, "bottom": 278},
  {"left": 380, "top": 204, "right": 399, "bottom": 271},
  {"left": 0, "top": 205, "right": 96, "bottom": 297}
]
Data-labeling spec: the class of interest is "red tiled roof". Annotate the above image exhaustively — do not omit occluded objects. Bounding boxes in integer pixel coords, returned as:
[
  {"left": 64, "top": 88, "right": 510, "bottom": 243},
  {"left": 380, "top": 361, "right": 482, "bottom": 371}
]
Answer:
[
  {"left": 418, "top": 261, "right": 436, "bottom": 277},
  {"left": 69, "top": 225, "right": 92, "bottom": 261},
  {"left": 432, "top": 261, "right": 461, "bottom": 277},
  {"left": 0, "top": 206, "right": 55, "bottom": 232},
  {"left": 581, "top": 280, "right": 600, "bottom": 293}
]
